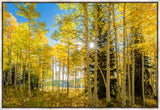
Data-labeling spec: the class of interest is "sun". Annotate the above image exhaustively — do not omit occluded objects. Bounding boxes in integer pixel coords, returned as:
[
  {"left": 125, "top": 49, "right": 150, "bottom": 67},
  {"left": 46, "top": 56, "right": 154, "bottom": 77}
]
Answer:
[{"left": 89, "top": 42, "right": 95, "bottom": 49}]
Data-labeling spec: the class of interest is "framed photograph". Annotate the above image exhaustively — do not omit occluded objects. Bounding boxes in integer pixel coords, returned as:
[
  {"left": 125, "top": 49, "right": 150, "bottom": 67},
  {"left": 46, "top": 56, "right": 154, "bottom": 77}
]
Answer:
[{"left": 1, "top": 0, "right": 158, "bottom": 108}]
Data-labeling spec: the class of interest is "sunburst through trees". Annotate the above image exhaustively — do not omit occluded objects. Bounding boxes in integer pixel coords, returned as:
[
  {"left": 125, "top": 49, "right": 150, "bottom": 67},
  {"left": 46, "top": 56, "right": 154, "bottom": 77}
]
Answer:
[{"left": 3, "top": 2, "right": 157, "bottom": 107}]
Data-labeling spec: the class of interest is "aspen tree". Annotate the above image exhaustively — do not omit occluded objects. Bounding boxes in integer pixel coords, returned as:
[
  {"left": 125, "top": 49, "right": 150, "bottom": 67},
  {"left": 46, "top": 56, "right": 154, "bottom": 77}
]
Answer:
[
  {"left": 67, "top": 35, "right": 70, "bottom": 95},
  {"left": 94, "top": 3, "right": 98, "bottom": 107},
  {"left": 83, "top": 3, "right": 91, "bottom": 106},
  {"left": 122, "top": 3, "right": 126, "bottom": 106},
  {"left": 106, "top": 3, "right": 111, "bottom": 104},
  {"left": 125, "top": 13, "right": 131, "bottom": 105},
  {"left": 112, "top": 3, "right": 120, "bottom": 103},
  {"left": 62, "top": 63, "right": 65, "bottom": 92},
  {"left": 131, "top": 28, "right": 135, "bottom": 106},
  {"left": 52, "top": 57, "right": 55, "bottom": 91},
  {"left": 75, "top": 66, "right": 77, "bottom": 91}
]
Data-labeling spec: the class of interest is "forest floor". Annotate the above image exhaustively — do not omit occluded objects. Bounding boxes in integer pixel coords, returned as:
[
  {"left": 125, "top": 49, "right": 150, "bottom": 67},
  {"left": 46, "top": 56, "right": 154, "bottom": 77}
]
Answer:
[{"left": 2, "top": 86, "right": 157, "bottom": 108}]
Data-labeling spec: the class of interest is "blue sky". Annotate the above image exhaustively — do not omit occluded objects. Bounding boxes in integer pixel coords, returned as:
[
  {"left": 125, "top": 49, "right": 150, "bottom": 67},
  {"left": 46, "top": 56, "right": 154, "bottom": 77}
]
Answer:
[{"left": 5, "top": 3, "right": 65, "bottom": 47}]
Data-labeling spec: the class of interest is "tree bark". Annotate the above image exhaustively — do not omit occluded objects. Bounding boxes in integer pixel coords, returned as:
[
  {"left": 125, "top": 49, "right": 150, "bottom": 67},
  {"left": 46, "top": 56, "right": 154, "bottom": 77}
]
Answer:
[
  {"left": 131, "top": 28, "right": 135, "bottom": 106},
  {"left": 94, "top": 3, "right": 98, "bottom": 107},
  {"left": 14, "top": 62, "right": 17, "bottom": 89},
  {"left": 62, "top": 63, "right": 64, "bottom": 92},
  {"left": 126, "top": 21, "right": 131, "bottom": 106},
  {"left": 98, "top": 64, "right": 107, "bottom": 88},
  {"left": 106, "top": 3, "right": 111, "bottom": 104},
  {"left": 59, "top": 60, "right": 61, "bottom": 93},
  {"left": 127, "top": 42, "right": 131, "bottom": 106},
  {"left": 122, "top": 3, "right": 126, "bottom": 107},
  {"left": 42, "top": 68, "right": 44, "bottom": 91},
  {"left": 75, "top": 66, "right": 77, "bottom": 91},
  {"left": 15, "top": 51, "right": 19, "bottom": 91},
  {"left": 23, "top": 62, "right": 26, "bottom": 89},
  {"left": 83, "top": 3, "right": 91, "bottom": 107},
  {"left": 28, "top": 18, "right": 31, "bottom": 98},
  {"left": 142, "top": 38, "right": 145, "bottom": 106},
  {"left": 58, "top": 60, "right": 61, "bottom": 106},
  {"left": 8, "top": 33, "right": 12, "bottom": 85},
  {"left": 67, "top": 35, "right": 70, "bottom": 95},
  {"left": 112, "top": 3, "right": 120, "bottom": 103},
  {"left": 20, "top": 48, "right": 22, "bottom": 89},
  {"left": 52, "top": 57, "right": 55, "bottom": 92}
]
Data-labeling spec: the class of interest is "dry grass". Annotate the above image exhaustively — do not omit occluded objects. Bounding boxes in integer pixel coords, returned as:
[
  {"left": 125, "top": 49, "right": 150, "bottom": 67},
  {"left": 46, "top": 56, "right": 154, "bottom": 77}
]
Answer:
[
  {"left": 145, "top": 98, "right": 157, "bottom": 107},
  {"left": 3, "top": 86, "right": 158, "bottom": 108}
]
